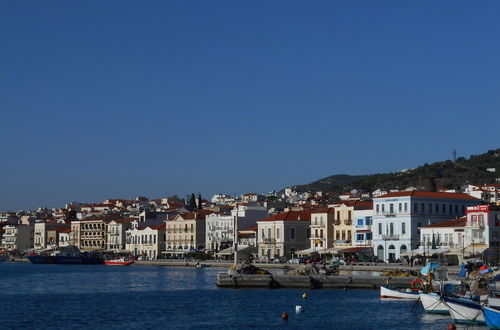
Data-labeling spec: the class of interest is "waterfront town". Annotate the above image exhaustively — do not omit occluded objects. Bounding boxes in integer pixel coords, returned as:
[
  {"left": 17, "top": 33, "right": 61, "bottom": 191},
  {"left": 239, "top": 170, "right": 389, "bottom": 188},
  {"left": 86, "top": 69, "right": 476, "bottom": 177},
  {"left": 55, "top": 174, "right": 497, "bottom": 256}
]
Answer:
[{"left": 1, "top": 182, "right": 500, "bottom": 265}]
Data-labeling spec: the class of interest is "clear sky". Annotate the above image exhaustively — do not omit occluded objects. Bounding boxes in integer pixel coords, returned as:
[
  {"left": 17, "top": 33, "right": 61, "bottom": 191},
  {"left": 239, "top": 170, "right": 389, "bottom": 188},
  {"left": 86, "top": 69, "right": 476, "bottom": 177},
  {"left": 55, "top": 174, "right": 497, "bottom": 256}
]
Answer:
[{"left": 1, "top": 1, "right": 499, "bottom": 210}]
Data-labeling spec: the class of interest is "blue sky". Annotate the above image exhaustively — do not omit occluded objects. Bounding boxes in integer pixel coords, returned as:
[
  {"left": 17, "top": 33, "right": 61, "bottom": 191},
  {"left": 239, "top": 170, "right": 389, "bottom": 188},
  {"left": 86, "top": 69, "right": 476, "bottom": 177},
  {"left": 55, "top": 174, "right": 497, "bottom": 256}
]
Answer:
[{"left": 1, "top": 1, "right": 499, "bottom": 210}]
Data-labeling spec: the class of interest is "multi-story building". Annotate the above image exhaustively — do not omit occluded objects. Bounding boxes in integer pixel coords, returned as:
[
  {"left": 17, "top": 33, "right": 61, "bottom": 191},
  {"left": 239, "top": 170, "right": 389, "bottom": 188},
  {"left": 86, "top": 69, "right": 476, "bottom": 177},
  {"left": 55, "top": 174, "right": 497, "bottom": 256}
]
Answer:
[
  {"left": 332, "top": 201, "right": 372, "bottom": 248},
  {"left": 1, "top": 225, "right": 33, "bottom": 251},
  {"left": 33, "top": 220, "right": 66, "bottom": 250},
  {"left": 126, "top": 224, "right": 166, "bottom": 260},
  {"left": 309, "top": 208, "right": 335, "bottom": 251},
  {"left": 206, "top": 204, "right": 268, "bottom": 252},
  {"left": 238, "top": 225, "right": 257, "bottom": 248},
  {"left": 0, "top": 212, "right": 19, "bottom": 225},
  {"left": 57, "top": 226, "right": 72, "bottom": 247},
  {"left": 106, "top": 218, "right": 133, "bottom": 252},
  {"left": 165, "top": 210, "right": 213, "bottom": 254},
  {"left": 257, "top": 210, "right": 311, "bottom": 260},
  {"left": 353, "top": 207, "right": 374, "bottom": 247},
  {"left": 372, "top": 191, "right": 481, "bottom": 262},
  {"left": 465, "top": 205, "right": 500, "bottom": 255},
  {"left": 71, "top": 218, "right": 108, "bottom": 251}
]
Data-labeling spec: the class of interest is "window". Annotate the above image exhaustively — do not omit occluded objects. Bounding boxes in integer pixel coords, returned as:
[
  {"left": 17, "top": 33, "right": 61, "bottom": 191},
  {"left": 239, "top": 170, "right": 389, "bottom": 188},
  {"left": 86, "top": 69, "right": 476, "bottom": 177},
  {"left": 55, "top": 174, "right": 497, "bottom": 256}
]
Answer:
[
  {"left": 276, "top": 228, "right": 280, "bottom": 240},
  {"left": 356, "top": 233, "right": 364, "bottom": 241},
  {"left": 315, "top": 229, "right": 318, "bottom": 237},
  {"left": 442, "top": 204, "right": 446, "bottom": 213},
  {"left": 357, "top": 219, "right": 363, "bottom": 226},
  {"left": 414, "top": 203, "right": 418, "bottom": 213},
  {"left": 320, "top": 229, "right": 323, "bottom": 238},
  {"left": 389, "top": 204, "right": 394, "bottom": 214},
  {"left": 276, "top": 248, "right": 280, "bottom": 256},
  {"left": 290, "top": 227, "right": 295, "bottom": 239},
  {"left": 404, "top": 203, "right": 408, "bottom": 212},
  {"left": 376, "top": 205, "right": 380, "bottom": 213},
  {"left": 389, "top": 223, "right": 394, "bottom": 235},
  {"left": 261, "top": 229, "right": 265, "bottom": 238},
  {"left": 402, "top": 222, "right": 406, "bottom": 235},
  {"left": 435, "top": 204, "right": 439, "bottom": 213},
  {"left": 378, "top": 223, "right": 382, "bottom": 235},
  {"left": 455, "top": 205, "right": 458, "bottom": 214},
  {"left": 267, "top": 228, "right": 271, "bottom": 239},
  {"left": 348, "top": 211, "right": 352, "bottom": 220},
  {"left": 366, "top": 217, "right": 372, "bottom": 225},
  {"left": 366, "top": 233, "right": 372, "bottom": 240},
  {"left": 382, "top": 204, "right": 385, "bottom": 212},
  {"left": 449, "top": 204, "right": 453, "bottom": 214},
  {"left": 398, "top": 203, "right": 402, "bottom": 212},
  {"left": 428, "top": 203, "right": 432, "bottom": 213}
]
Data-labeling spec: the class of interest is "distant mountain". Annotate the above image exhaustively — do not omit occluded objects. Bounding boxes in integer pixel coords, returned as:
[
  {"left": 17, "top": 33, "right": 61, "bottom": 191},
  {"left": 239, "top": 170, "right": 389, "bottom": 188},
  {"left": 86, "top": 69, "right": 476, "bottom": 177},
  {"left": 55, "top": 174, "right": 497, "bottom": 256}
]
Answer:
[{"left": 294, "top": 148, "right": 500, "bottom": 193}]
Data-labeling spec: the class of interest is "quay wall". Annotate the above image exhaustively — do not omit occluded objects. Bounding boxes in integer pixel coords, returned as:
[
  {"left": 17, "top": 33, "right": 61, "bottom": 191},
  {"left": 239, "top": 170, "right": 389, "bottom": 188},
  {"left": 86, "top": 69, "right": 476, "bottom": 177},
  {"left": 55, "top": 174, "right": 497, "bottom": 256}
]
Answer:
[{"left": 216, "top": 273, "right": 417, "bottom": 290}]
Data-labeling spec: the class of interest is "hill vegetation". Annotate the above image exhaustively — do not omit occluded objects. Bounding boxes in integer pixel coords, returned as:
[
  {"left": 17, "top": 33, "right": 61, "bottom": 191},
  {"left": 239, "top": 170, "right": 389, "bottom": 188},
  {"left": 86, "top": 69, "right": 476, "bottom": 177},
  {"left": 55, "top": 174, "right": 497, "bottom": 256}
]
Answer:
[{"left": 294, "top": 149, "right": 500, "bottom": 193}]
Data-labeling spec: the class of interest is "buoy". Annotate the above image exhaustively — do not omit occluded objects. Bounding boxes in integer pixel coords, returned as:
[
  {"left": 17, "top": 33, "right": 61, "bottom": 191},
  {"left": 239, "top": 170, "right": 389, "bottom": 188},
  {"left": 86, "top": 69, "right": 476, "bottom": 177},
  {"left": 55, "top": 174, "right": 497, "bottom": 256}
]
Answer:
[
  {"left": 447, "top": 324, "right": 456, "bottom": 330},
  {"left": 295, "top": 305, "right": 305, "bottom": 313},
  {"left": 302, "top": 293, "right": 308, "bottom": 299},
  {"left": 281, "top": 312, "right": 288, "bottom": 320}
]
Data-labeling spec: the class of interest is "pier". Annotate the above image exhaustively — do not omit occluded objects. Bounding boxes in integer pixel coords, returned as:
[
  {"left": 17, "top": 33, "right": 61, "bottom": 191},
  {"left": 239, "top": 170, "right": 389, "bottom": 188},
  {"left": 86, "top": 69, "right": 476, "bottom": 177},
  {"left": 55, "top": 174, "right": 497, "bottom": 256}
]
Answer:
[{"left": 216, "top": 273, "right": 417, "bottom": 289}]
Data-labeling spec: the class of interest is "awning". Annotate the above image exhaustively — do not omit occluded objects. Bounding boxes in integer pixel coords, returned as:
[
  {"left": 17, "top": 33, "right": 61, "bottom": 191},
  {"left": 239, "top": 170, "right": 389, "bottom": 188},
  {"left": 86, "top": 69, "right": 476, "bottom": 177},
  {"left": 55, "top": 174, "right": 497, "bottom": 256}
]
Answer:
[
  {"left": 401, "top": 247, "right": 450, "bottom": 256},
  {"left": 339, "top": 247, "right": 373, "bottom": 254},
  {"left": 296, "top": 247, "right": 328, "bottom": 255},
  {"left": 162, "top": 250, "right": 187, "bottom": 254},
  {"left": 465, "top": 245, "right": 488, "bottom": 255},
  {"left": 216, "top": 245, "right": 255, "bottom": 256}
]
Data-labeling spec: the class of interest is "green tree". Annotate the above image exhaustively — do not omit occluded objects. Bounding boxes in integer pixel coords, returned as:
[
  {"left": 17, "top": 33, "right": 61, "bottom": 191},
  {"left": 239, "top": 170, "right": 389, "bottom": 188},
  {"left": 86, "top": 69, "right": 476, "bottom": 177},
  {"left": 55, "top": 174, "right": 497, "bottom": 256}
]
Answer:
[{"left": 188, "top": 193, "right": 197, "bottom": 211}]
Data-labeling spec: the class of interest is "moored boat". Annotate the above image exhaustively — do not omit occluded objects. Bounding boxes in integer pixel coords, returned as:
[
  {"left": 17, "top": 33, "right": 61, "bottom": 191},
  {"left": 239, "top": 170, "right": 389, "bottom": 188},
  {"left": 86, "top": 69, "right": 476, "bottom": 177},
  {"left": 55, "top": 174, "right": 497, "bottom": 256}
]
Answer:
[
  {"left": 104, "top": 258, "right": 134, "bottom": 266},
  {"left": 26, "top": 246, "right": 104, "bottom": 265},
  {"left": 380, "top": 285, "right": 420, "bottom": 300},
  {"left": 443, "top": 296, "right": 485, "bottom": 325},
  {"left": 483, "top": 306, "right": 500, "bottom": 329},
  {"left": 419, "top": 293, "right": 449, "bottom": 314}
]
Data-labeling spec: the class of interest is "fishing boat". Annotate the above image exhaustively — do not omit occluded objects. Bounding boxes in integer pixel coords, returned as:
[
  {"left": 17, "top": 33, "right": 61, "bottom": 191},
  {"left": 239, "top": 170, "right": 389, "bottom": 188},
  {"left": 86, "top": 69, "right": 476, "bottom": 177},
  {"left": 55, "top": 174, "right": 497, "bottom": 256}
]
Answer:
[
  {"left": 104, "top": 258, "right": 134, "bottom": 266},
  {"left": 380, "top": 285, "right": 420, "bottom": 299},
  {"left": 419, "top": 293, "right": 449, "bottom": 314},
  {"left": 483, "top": 306, "right": 500, "bottom": 329},
  {"left": 443, "top": 296, "right": 485, "bottom": 325}
]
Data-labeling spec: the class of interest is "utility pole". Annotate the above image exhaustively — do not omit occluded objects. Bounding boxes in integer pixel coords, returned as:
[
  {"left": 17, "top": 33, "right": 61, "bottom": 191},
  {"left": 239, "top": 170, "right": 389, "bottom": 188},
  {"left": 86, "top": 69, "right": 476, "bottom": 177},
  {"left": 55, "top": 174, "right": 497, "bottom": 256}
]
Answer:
[{"left": 233, "top": 204, "right": 239, "bottom": 266}]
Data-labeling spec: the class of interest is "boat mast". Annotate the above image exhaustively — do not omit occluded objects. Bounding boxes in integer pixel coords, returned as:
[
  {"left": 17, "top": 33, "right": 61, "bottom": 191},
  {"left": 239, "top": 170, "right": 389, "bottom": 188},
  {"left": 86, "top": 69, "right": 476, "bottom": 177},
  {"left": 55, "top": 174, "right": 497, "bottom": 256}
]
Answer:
[{"left": 233, "top": 204, "right": 238, "bottom": 266}]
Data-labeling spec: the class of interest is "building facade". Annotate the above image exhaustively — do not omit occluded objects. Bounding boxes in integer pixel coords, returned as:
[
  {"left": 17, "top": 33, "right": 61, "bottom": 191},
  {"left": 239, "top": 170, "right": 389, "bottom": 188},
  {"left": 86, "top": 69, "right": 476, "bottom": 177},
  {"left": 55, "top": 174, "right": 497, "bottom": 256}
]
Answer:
[
  {"left": 465, "top": 205, "right": 500, "bottom": 255},
  {"left": 1, "top": 225, "right": 33, "bottom": 251},
  {"left": 126, "top": 224, "right": 166, "bottom": 260},
  {"left": 353, "top": 208, "right": 374, "bottom": 247},
  {"left": 165, "top": 210, "right": 213, "bottom": 253},
  {"left": 106, "top": 218, "right": 133, "bottom": 252},
  {"left": 309, "top": 208, "right": 335, "bottom": 251},
  {"left": 257, "top": 210, "right": 311, "bottom": 260},
  {"left": 372, "top": 191, "right": 481, "bottom": 262}
]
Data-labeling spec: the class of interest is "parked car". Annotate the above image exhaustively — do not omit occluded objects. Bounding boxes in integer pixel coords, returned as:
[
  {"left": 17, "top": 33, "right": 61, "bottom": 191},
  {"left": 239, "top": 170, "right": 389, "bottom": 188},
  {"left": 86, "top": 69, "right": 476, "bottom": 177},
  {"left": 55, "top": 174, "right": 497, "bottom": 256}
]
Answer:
[
  {"left": 288, "top": 258, "right": 300, "bottom": 264},
  {"left": 273, "top": 256, "right": 288, "bottom": 263}
]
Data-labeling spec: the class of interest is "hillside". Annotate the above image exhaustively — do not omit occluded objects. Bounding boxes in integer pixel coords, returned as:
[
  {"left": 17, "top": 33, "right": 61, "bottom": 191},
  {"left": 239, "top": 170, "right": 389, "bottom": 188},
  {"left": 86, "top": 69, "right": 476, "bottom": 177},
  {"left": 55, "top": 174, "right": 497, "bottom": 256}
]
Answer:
[{"left": 294, "top": 148, "right": 500, "bottom": 193}]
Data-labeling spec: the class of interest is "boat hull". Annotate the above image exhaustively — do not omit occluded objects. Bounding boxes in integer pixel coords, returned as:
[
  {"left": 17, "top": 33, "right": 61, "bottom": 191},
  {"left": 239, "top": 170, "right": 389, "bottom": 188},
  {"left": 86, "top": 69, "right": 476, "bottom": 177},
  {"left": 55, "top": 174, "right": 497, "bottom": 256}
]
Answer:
[
  {"left": 26, "top": 255, "right": 104, "bottom": 265},
  {"left": 484, "top": 306, "right": 500, "bottom": 329},
  {"left": 380, "top": 286, "right": 420, "bottom": 300},
  {"left": 443, "top": 296, "right": 485, "bottom": 325},
  {"left": 104, "top": 260, "right": 134, "bottom": 266},
  {"left": 419, "top": 293, "right": 449, "bottom": 314}
]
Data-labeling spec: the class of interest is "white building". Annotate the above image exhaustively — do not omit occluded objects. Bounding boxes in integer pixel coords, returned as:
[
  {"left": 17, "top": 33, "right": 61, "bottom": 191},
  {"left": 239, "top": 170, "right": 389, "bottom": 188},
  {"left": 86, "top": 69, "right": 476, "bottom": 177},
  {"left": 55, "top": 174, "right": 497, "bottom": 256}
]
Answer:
[
  {"left": 420, "top": 217, "right": 466, "bottom": 252},
  {"left": 106, "top": 218, "right": 133, "bottom": 252},
  {"left": 463, "top": 184, "right": 500, "bottom": 205},
  {"left": 1, "top": 225, "right": 33, "bottom": 251},
  {"left": 465, "top": 205, "right": 500, "bottom": 255},
  {"left": 372, "top": 191, "right": 481, "bottom": 262},
  {"left": 206, "top": 204, "right": 268, "bottom": 252},
  {"left": 126, "top": 224, "right": 166, "bottom": 260}
]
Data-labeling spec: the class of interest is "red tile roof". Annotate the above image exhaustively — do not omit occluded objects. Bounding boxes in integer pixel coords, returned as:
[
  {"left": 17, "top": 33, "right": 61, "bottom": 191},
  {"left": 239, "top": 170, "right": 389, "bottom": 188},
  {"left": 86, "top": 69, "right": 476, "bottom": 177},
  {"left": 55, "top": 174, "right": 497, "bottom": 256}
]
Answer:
[
  {"left": 422, "top": 217, "right": 466, "bottom": 228},
  {"left": 257, "top": 210, "right": 311, "bottom": 222},
  {"left": 239, "top": 225, "right": 257, "bottom": 232},
  {"left": 376, "top": 191, "right": 479, "bottom": 201}
]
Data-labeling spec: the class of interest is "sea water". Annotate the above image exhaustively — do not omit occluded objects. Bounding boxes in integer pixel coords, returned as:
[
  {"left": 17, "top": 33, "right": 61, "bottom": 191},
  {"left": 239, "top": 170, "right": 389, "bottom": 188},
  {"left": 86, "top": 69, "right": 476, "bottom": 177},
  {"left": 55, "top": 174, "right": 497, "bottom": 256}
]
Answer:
[{"left": 0, "top": 263, "right": 485, "bottom": 329}]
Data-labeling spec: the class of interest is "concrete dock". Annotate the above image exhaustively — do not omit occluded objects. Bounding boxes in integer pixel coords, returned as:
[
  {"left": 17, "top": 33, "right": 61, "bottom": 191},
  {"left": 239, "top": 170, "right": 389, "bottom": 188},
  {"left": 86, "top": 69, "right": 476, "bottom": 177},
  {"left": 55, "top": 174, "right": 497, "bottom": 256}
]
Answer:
[{"left": 216, "top": 273, "right": 417, "bottom": 289}]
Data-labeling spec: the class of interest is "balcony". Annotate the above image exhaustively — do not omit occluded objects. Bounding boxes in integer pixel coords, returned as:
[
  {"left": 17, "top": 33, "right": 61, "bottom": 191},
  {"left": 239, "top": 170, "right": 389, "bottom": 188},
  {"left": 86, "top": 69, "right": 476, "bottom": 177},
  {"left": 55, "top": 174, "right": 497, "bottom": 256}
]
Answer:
[
  {"left": 310, "top": 236, "right": 325, "bottom": 240},
  {"left": 262, "top": 238, "right": 276, "bottom": 243},
  {"left": 310, "top": 222, "right": 324, "bottom": 228},
  {"left": 334, "top": 240, "right": 351, "bottom": 245},
  {"left": 345, "top": 220, "right": 352, "bottom": 225},
  {"left": 334, "top": 220, "right": 341, "bottom": 225},
  {"left": 381, "top": 235, "right": 400, "bottom": 240},
  {"left": 382, "top": 211, "right": 396, "bottom": 217}
]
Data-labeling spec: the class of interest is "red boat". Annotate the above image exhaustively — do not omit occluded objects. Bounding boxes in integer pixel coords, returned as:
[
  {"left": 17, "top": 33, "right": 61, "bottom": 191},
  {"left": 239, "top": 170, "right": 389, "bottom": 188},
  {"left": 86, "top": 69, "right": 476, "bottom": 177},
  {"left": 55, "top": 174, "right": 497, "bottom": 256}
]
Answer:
[{"left": 104, "top": 258, "right": 134, "bottom": 266}]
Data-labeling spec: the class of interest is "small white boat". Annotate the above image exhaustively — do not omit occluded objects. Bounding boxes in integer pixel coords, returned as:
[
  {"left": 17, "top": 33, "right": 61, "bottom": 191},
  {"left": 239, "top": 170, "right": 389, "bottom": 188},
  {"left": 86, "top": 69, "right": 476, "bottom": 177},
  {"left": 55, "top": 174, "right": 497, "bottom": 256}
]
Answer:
[
  {"left": 443, "top": 296, "right": 485, "bottom": 324},
  {"left": 419, "top": 293, "right": 449, "bottom": 314},
  {"left": 380, "top": 285, "right": 420, "bottom": 299}
]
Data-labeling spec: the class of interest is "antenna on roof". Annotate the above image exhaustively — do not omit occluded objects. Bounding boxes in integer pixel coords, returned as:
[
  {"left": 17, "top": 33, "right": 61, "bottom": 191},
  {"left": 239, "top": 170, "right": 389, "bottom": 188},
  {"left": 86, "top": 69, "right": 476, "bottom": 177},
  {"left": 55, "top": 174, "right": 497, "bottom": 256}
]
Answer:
[{"left": 452, "top": 150, "right": 457, "bottom": 162}]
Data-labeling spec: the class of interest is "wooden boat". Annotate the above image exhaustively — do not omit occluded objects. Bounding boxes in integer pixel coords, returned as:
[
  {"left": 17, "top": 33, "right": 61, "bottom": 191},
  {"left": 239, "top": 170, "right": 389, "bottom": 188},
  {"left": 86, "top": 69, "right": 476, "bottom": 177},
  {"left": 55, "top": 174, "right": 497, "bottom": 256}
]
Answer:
[
  {"left": 380, "top": 285, "right": 420, "bottom": 299},
  {"left": 104, "top": 258, "right": 134, "bottom": 266},
  {"left": 419, "top": 293, "right": 449, "bottom": 314},
  {"left": 483, "top": 306, "right": 500, "bottom": 329},
  {"left": 443, "top": 296, "right": 485, "bottom": 325}
]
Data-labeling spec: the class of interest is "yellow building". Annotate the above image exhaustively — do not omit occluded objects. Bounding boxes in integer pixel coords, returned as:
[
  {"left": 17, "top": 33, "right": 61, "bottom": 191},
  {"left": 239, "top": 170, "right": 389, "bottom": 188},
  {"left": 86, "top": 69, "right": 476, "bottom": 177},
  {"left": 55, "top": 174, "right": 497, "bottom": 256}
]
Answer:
[
  {"left": 332, "top": 201, "right": 373, "bottom": 247},
  {"left": 165, "top": 210, "right": 213, "bottom": 255}
]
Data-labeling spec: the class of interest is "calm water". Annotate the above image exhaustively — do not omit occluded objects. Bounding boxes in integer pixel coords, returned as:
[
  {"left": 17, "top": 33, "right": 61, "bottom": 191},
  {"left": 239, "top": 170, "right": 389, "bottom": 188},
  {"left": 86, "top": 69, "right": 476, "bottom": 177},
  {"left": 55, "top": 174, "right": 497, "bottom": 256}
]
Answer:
[{"left": 0, "top": 263, "right": 486, "bottom": 330}]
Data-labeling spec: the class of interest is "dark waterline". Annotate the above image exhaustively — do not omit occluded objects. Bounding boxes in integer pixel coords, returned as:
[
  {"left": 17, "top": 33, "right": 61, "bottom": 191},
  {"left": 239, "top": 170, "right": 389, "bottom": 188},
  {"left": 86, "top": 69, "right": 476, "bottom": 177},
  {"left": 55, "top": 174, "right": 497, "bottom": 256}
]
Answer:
[{"left": 0, "top": 263, "right": 485, "bottom": 329}]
